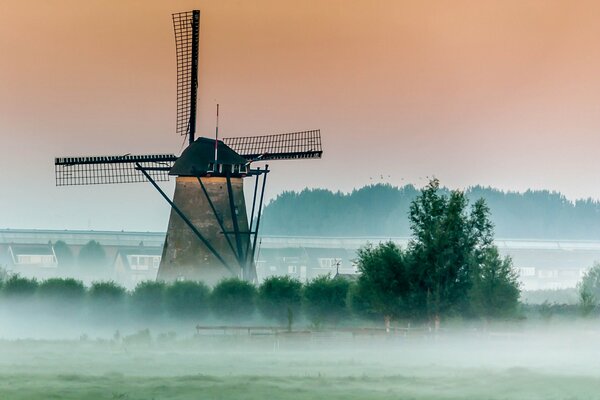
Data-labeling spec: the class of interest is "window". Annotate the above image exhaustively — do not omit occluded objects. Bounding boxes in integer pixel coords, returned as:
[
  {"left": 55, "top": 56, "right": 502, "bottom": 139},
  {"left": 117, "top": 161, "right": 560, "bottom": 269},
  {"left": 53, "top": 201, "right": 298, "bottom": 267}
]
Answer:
[
  {"left": 128, "top": 255, "right": 160, "bottom": 271},
  {"left": 288, "top": 265, "right": 297, "bottom": 274}
]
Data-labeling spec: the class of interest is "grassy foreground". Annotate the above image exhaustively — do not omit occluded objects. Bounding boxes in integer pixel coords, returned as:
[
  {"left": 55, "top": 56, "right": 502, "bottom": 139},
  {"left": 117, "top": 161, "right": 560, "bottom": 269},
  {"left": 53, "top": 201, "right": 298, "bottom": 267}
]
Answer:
[{"left": 1, "top": 331, "right": 600, "bottom": 400}]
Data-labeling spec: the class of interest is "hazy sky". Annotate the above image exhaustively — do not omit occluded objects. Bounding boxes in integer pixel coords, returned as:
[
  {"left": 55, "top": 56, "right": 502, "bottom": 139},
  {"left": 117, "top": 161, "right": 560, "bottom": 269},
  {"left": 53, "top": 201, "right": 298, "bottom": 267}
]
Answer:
[{"left": 2, "top": 0, "right": 600, "bottom": 231}]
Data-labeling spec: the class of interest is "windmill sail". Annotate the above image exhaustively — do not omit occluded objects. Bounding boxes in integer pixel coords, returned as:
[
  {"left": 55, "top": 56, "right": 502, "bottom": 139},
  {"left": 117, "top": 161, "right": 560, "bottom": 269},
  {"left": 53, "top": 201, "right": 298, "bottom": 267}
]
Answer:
[
  {"left": 172, "top": 10, "right": 200, "bottom": 144},
  {"left": 54, "top": 154, "right": 177, "bottom": 186},
  {"left": 223, "top": 130, "right": 323, "bottom": 161}
]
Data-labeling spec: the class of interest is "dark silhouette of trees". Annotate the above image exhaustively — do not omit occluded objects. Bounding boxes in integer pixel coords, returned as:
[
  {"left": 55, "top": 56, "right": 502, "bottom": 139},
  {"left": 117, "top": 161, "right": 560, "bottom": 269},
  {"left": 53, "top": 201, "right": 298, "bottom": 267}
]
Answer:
[
  {"left": 165, "top": 280, "right": 210, "bottom": 319},
  {"left": 53, "top": 240, "right": 75, "bottom": 273},
  {"left": 261, "top": 183, "right": 600, "bottom": 239},
  {"left": 77, "top": 240, "right": 109, "bottom": 277},
  {"left": 210, "top": 278, "right": 256, "bottom": 321},
  {"left": 577, "top": 263, "right": 600, "bottom": 316},
  {"left": 355, "top": 180, "right": 520, "bottom": 324},
  {"left": 302, "top": 275, "right": 351, "bottom": 326},
  {"left": 257, "top": 275, "right": 302, "bottom": 325}
]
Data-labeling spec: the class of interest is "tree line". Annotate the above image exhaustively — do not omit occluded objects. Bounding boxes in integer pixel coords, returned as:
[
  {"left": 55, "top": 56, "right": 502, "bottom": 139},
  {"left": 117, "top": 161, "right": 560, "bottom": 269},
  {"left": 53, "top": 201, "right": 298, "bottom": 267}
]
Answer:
[
  {"left": 0, "top": 274, "right": 354, "bottom": 327},
  {"left": 0, "top": 180, "right": 521, "bottom": 327},
  {"left": 261, "top": 183, "right": 600, "bottom": 239}
]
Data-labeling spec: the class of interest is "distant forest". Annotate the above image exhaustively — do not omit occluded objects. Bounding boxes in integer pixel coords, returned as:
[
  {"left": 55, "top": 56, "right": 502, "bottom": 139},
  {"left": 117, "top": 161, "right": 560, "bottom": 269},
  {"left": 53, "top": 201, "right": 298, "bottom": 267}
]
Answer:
[{"left": 260, "top": 184, "right": 600, "bottom": 240}]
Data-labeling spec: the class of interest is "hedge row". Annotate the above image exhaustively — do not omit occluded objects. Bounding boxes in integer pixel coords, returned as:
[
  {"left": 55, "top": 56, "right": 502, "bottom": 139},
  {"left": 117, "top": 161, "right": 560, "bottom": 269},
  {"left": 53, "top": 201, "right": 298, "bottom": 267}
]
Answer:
[{"left": 0, "top": 275, "right": 353, "bottom": 325}]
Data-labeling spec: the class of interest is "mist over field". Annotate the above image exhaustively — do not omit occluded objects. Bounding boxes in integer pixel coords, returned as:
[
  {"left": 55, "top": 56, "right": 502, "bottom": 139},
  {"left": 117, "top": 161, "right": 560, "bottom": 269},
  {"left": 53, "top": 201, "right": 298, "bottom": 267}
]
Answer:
[
  {"left": 2, "top": 309, "right": 600, "bottom": 400},
  {"left": 0, "top": 287, "right": 600, "bottom": 399}
]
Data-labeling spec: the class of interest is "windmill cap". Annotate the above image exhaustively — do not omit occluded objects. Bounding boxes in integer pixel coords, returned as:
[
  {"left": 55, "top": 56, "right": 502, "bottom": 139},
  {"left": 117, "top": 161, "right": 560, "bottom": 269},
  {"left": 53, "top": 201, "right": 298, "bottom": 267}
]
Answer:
[{"left": 170, "top": 137, "right": 248, "bottom": 176}]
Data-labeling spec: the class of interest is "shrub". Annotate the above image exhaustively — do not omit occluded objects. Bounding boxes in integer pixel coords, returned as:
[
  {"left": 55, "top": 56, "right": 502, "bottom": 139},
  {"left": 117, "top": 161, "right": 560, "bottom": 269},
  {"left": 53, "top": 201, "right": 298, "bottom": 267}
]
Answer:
[
  {"left": 303, "top": 275, "right": 350, "bottom": 325},
  {"left": 257, "top": 276, "right": 302, "bottom": 324},
  {"left": 1, "top": 275, "right": 38, "bottom": 298},
  {"left": 130, "top": 280, "right": 166, "bottom": 317},
  {"left": 165, "top": 280, "right": 210, "bottom": 319},
  {"left": 88, "top": 281, "right": 127, "bottom": 318},
  {"left": 37, "top": 278, "right": 86, "bottom": 301},
  {"left": 577, "top": 263, "right": 600, "bottom": 316},
  {"left": 210, "top": 278, "right": 256, "bottom": 320}
]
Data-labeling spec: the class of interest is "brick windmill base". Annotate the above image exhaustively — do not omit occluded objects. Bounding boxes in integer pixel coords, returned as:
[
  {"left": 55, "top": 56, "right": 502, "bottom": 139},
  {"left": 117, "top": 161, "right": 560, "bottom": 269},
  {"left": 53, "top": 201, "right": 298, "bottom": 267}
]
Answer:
[{"left": 157, "top": 176, "right": 251, "bottom": 285}]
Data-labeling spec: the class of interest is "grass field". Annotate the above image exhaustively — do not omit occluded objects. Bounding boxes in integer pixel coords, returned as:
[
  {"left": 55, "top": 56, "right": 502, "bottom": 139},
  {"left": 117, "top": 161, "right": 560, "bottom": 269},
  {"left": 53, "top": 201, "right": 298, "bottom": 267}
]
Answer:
[{"left": 2, "top": 328, "right": 600, "bottom": 400}]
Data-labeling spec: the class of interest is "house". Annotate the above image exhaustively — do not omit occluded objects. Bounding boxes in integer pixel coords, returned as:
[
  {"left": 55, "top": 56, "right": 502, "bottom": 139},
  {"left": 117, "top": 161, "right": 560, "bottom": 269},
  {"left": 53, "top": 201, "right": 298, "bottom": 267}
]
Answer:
[
  {"left": 6, "top": 244, "right": 58, "bottom": 279},
  {"left": 113, "top": 246, "right": 163, "bottom": 289},
  {"left": 255, "top": 246, "right": 358, "bottom": 282}
]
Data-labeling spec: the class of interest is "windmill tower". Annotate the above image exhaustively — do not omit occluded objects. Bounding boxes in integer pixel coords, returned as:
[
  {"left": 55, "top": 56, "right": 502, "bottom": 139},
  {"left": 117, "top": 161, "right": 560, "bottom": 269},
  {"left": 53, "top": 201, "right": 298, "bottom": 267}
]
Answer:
[{"left": 54, "top": 10, "right": 322, "bottom": 284}]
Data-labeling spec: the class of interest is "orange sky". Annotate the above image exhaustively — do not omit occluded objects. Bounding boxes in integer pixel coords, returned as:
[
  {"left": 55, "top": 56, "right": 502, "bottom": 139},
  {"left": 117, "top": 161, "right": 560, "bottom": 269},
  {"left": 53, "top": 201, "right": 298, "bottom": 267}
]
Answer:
[{"left": 2, "top": 0, "right": 600, "bottom": 230}]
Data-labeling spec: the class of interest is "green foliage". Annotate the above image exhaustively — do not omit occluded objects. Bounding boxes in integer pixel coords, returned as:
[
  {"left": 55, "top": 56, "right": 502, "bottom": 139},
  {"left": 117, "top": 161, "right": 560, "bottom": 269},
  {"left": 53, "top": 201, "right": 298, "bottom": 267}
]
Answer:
[
  {"left": 88, "top": 281, "right": 126, "bottom": 312},
  {"left": 354, "top": 179, "right": 521, "bottom": 322},
  {"left": 408, "top": 180, "right": 475, "bottom": 318},
  {"left": 165, "top": 280, "right": 210, "bottom": 319},
  {"left": 303, "top": 275, "right": 351, "bottom": 325},
  {"left": 53, "top": 240, "right": 75, "bottom": 272},
  {"left": 130, "top": 281, "right": 166, "bottom": 317},
  {"left": 261, "top": 183, "right": 600, "bottom": 240},
  {"left": 577, "top": 263, "right": 600, "bottom": 316},
  {"left": 1, "top": 275, "right": 38, "bottom": 298},
  {"left": 37, "top": 278, "right": 86, "bottom": 302},
  {"left": 354, "top": 242, "right": 410, "bottom": 319},
  {"left": 261, "top": 184, "right": 418, "bottom": 237},
  {"left": 78, "top": 240, "right": 108, "bottom": 274},
  {"left": 210, "top": 278, "right": 256, "bottom": 320},
  {"left": 470, "top": 248, "right": 520, "bottom": 318},
  {"left": 257, "top": 276, "right": 302, "bottom": 323}
]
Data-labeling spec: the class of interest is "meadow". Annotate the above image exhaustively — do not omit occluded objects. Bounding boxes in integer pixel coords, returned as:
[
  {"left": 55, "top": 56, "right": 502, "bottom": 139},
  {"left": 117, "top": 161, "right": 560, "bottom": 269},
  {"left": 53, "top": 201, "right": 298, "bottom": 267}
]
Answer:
[{"left": 2, "top": 327, "right": 600, "bottom": 400}]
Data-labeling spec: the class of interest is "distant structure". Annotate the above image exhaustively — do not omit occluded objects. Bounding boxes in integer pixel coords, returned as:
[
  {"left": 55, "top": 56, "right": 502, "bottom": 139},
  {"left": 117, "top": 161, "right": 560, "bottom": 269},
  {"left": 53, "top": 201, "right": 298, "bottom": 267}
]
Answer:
[{"left": 53, "top": 10, "right": 323, "bottom": 284}]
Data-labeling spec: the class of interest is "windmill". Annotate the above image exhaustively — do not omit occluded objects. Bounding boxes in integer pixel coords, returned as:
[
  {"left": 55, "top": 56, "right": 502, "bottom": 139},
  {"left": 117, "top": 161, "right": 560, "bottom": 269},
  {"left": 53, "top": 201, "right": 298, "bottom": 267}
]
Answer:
[{"left": 54, "top": 10, "right": 322, "bottom": 284}]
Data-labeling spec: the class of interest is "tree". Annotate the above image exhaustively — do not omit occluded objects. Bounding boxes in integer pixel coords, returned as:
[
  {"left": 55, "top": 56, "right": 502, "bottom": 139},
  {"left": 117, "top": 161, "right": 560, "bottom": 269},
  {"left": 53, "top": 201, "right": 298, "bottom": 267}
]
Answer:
[
  {"left": 577, "top": 263, "right": 600, "bottom": 316},
  {"left": 470, "top": 247, "right": 520, "bottom": 318},
  {"left": 303, "top": 275, "right": 350, "bottom": 326},
  {"left": 53, "top": 240, "right": 75, "bottom": 274},
  {"left": 165, "top": 280, "right": 210, "bottom": 319},
  {"left": 88, "top": 281, "right": 127, "bottom": 318},
  {"left": 210, "top": 278, "right": 256, "bottom": 321},
  {"left": 78, "top": 240, "right": 109, "bottom": 277},
  {"left": 407, "top": 179, "right": 475, "bottom": 319},
  {"left": 468, "top": 200, "right": 520, "bottom": 319},
  {"left": 130, "top": 280, "right": 166, "bottom": 318},
  {"left": 37, "top": 278, "right": 86, "bottom": 315},
  {"left": 406, "top": 179, "right": 520, "bottom": 321},
  {"left": 257, "top": 276, "right": 302, "bottom": 326},
  {"left": 354, "top": 242, "right": 410, "bottom": 327},
  {"left": 37, "top": 278, "right": 86, "bottom": 302},
  {"left": 1, "top": 275, "right": 38, "bottom": 298}
]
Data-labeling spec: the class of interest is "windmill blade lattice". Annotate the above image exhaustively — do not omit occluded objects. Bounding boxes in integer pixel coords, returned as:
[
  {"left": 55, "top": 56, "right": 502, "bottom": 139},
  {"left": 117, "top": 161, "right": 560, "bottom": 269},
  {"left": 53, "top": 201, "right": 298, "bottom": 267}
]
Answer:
[
  {"left": 172, "top": 10, "right": 199, "bottom": 143},
  {"left": 223, "top": 130, "right": 322, "bottom": 161},
  {"left": 55, "top": 154, "right": 177, "bottom": 186}
]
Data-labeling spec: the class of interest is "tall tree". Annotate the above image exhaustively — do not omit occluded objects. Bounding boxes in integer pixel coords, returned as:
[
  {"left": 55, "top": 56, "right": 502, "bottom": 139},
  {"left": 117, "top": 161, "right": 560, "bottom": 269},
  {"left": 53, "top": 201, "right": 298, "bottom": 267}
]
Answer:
[
  {"left": 577, "top": 262, "right": 600, "bottom": 316},
  {"left": 468, "top": 200, "right": 520, "bottom": 319},
  {"left": 407, "top": 179, "right": 520, "bottom": 321},
  {"left": 355, "top": 241, "right": 410, "bottom": 327},
  {"left": 408, "top": 179, "right": 474, "bottom": 319}
]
